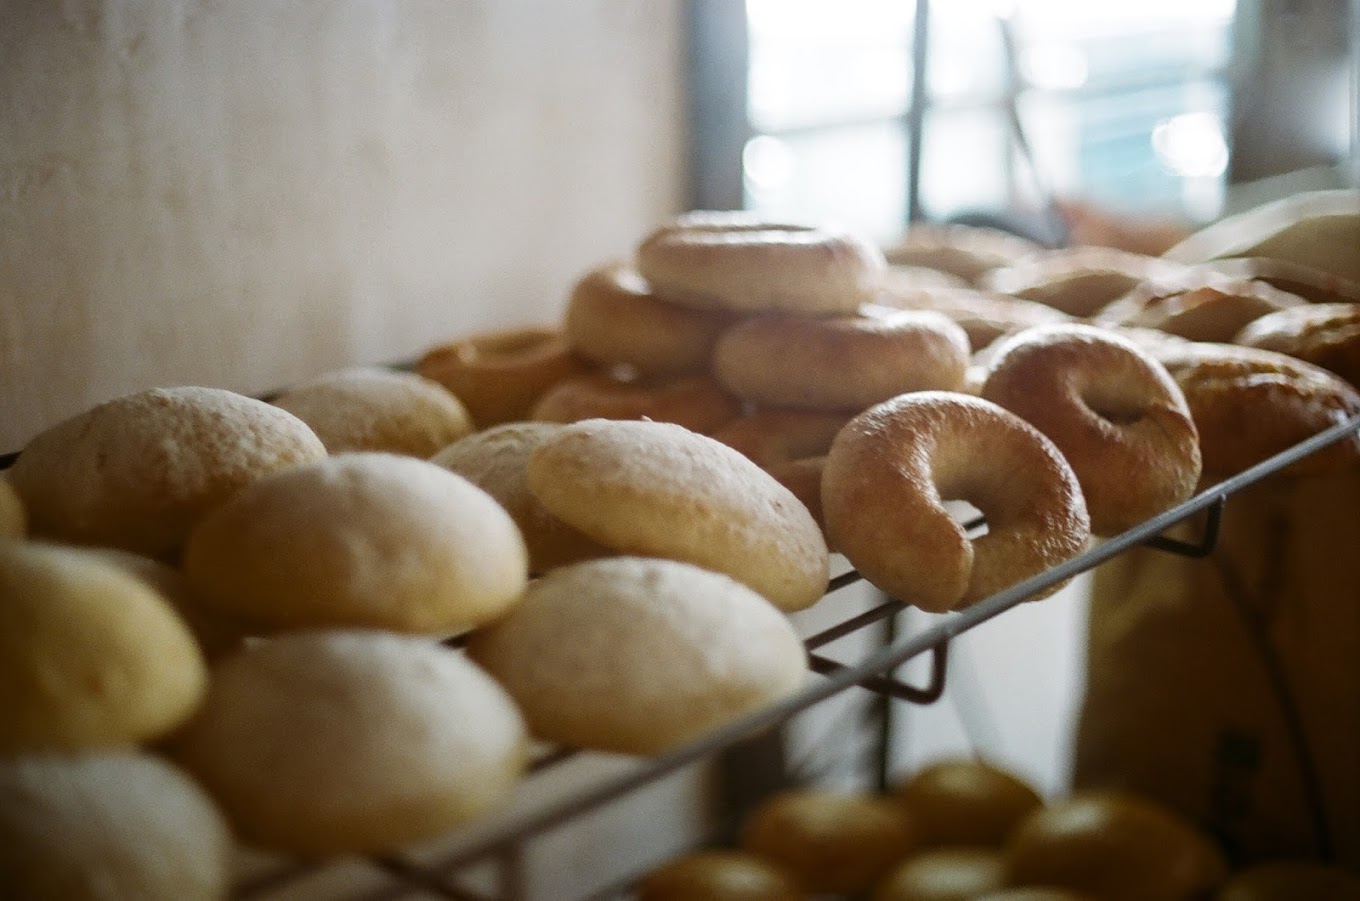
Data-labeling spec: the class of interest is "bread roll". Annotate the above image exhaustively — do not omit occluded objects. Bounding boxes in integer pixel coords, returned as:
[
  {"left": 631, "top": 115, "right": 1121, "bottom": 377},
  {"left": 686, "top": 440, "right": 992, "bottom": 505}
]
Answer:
[
  {"left": 635, "top": 849, "right": 807, "bottom": 901},
  {"left": 894, "top": 758, "right": 1045, "bottom": 849},
  {"left": 525, "top": 418, "right": 829, "bottom": 612},
  {"left": 183, "top": 452, "right": 529, "bottom": 634},
  {"left": 7, "top": 386, "right": 326, "bottom": 557},
  {"left": 171, "top": 629, "right": 528, "bottom": 855},
  {"left": 872, "top": 848, "right": 1005, "bottom": 901},
  {"left": 270, "top": 365, "right": 474, "bottom": 457},
  {"left": 0, "top": 751, "right": 232, "bottom": 901},
  {"left": 431, "top": 422, "right": 609, "bottom": 573},
  {"left": 467, "top": 557, "right": 807, "bottom": 755},
  {"left": 0, "top": 541, "right": 207, "bottom": 754}
]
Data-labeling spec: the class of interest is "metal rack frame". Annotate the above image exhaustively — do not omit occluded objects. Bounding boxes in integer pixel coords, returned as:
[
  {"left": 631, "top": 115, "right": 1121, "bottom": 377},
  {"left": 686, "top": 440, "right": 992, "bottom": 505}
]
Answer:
[{"left": 205, "top": 413, "right": 1360, "bottom": 900}]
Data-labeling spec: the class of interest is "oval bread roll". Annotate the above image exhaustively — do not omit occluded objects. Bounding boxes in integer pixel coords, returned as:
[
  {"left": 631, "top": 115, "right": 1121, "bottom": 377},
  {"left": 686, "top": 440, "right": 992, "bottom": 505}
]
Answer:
[
  {"left": 183, "top": 452, "right": 529, "bottom": 634},
  {"left": 0, "top": 751, "right": 232, "bottom": 901},
  {"left": 171, "top": 630, "right": 528, "bottom": 855},
  {"left": 430, "top": 422, "right": 609, "bottom": 573},
  {"left": 270, "top": 366, "right": 474, "bottom": 457},
  {"left": 894, "top": 758, "right": 1045, "bottom": 849},
  {"left": 467, "top": 557, "right": 807, "bottom": 755},
  {"left": 635, "top": 849, "right": 807, "bottom": 901},
  {"left": 873, "top": 848, "right": 1005, "bottom": 901},
  {"left": 525, "top": 419, "right": 830, "bottom": 612},
  {"left": 7, "top": 386, "right": 327, "bottom": 557},
  {"left": 0, "top": 541, "right": 208, "bottom": 754}
]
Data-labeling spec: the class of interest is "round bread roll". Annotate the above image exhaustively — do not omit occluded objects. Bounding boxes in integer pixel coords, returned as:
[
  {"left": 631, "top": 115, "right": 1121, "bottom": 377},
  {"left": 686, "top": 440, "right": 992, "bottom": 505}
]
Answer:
[
  {"left": 882, "top": 223, "right": 1045, "bottom": 284},
  {"left": 0, "top": 475, "right": 26, "bottom": 538},
  {"left": 979, "top": 323, "right": 1202, "bottom": 536},
  {"left": 738, "top": 788, "right": 919, "bottom": 895},
  {"left": 183, "top": 452, "right": 529, "bottom": 634},
  {"left": 0, "top": 751, "right": 232, "bottom": 901},
  {"left": 872, "top": 848, "right": 1005, "bottom": 901},
  {"left": 975, "top": 890, "right": 1094, "bottom": 901},
  {"left": 431, "top": 422, "right": 608, "bottom": 573},
  {"left": 466, "top": 557, "right": 807, "bottom": 755},
  {"left": 1215, "top": 860, "right": 1360, "bottom": 900},
  {"left": 525, "top": 419, "right": 830, "bottom": 612},
  {"left": 171, "top": 629, "right": 528, "bottom": 855},
  {"left": 1001, "top": 791, "right": 1229, "bottom": 901},
  {"left": 711, "top": 306, "right": 970, "bottom": 410},
  {"left": 7, "top": 386, "right": 327, "bottom": 557},
  {"left": 636, "top": 211, "right": 885, "bottom": 315},
  {"left": 635, "top": 849, "right": 807, "bottom": 901},
  {"left": 0, "top": 541, "right": 208, "bottom": 754},
  {"left": 416, "top": 326, "right": 593, "bottom": 427},
  {"left": 269, "top": 366, "right": 474, "bottom": 457},
  {"left": 1234, "top": 302, "right": 1360, "bottom": 388},
  {"left": 822, "top": 392, "right": 1090, "bottom": 613},
  {"left": 894, "top": 758, "right": 1045, "bottom": 850},
  {"left": 563, "top": 262, "right": 740, "bottom": 377},
  {"left": 530, "top": 371, "right": 743, "bottom": 435}
]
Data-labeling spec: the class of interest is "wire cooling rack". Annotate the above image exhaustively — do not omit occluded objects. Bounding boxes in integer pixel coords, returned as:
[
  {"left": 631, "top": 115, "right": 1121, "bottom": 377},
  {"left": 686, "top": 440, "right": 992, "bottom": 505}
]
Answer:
[{"left": 5, "top": 413, "right": 1358, "bottom": 900}]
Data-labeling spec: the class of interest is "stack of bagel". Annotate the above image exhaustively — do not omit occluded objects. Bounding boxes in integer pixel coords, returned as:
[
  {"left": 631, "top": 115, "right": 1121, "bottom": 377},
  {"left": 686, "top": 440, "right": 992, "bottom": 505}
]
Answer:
[{"left": 3, "top": 192, "right": 1359, "bottom": 897}]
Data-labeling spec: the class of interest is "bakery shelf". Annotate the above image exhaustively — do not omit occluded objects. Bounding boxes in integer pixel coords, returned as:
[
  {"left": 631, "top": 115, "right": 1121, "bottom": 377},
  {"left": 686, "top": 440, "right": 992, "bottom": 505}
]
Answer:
[{"left": 6, "top": 412, "right": 1358, "bottom": 901}]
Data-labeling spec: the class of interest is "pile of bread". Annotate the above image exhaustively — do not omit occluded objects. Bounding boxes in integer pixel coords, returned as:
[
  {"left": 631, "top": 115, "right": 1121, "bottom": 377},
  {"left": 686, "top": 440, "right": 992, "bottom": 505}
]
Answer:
[
  {"left": 634, "top": 756, "right": 1360, "bottom": 900},
  {"left": 2, "top": 190, "right": 1358, "bottom": 898}
]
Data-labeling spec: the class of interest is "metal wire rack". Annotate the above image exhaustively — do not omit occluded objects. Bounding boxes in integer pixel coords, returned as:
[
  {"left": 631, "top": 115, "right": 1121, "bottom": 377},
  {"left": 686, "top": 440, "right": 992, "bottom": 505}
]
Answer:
[
  {"left": 5, "top": 411, "right": 1358, "bottom": 901},
  {"left": 214, "top": 413, "right": 1358, "bottom": 901}
]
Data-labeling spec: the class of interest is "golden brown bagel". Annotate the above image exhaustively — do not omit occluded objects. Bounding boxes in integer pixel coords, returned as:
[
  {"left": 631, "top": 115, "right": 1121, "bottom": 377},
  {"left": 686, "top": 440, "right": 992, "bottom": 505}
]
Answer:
[
  {"left": 416, "top": 326, "right": 592, "bottom": 427},
  {"left": 980, "top": 324, "right": 1202, "bottom": 536},
  {"left": 1234, "top": 302, "right": 1360, "bottom": 388},
  {"left": 530, "top": 371, "right": 743, "bottom": 435},
  {"left": 882, "top": 223, "right": 1045, "bottom": 284},
  {"left": 823, "top": 391, "right": 1090, "bottom": 612},
  {"left": 883, "top": 287, "right": 1076, "bottom": 353},
  {"left": 636, "top": 211, "right": 885, "bottom": 315},
  {"left": 563, "top": 262, "right": 739, "bottom": 376},
  {"left": 712, "top": 306, "right": 970, "bottom": 410},
  {"left": 982, "top": 246, "right": 1174, "bottom": 318}
]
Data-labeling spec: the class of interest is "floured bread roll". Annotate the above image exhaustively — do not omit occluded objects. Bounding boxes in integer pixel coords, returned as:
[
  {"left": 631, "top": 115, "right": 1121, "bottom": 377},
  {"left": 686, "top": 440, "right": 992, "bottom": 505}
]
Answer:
[
  {"left": 467, "top": 557, "right": 807, "bottom": 755},
  {"left": 183, "top": 452, "right": 529, "bottom": 634},
  {"left": 430, "top": 422, "right": 608, "bottom": 573},
  {"left": 0, "top": 751, "right": 232, "bottom": 901},
  {"left": 0, "top": 541, "right": 208, "bottom": 754},
  {"left": 171, "top": 630, "right": 528, "bottom": 855},
  {"left": 0, "top": 476, "right": 25, "bottom": 538},
  {"left": 270, "top": 366, "right": 474, "bottom": 457},
  {"left": 7, "top": 386, "right": 326, "bottom": 557},
  {"left": 525, "top": 418, "right": 830, "bottom": 612}
]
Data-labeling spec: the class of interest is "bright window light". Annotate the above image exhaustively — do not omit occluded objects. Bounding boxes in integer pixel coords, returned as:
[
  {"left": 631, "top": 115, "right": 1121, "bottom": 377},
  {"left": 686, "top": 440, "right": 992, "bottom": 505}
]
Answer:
[{"left": 1152, "top": 112, "right": 1229, "bottom": 177}]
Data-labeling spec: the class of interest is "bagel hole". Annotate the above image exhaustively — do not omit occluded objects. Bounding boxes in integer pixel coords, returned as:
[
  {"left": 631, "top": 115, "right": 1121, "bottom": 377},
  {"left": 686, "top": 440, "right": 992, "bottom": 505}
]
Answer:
[
  {"left": 943, "top": 499, "right": 988, "bottom": 536},
  {"left": 1084, "top": 390, "right": 1147, "bottom": 426}
]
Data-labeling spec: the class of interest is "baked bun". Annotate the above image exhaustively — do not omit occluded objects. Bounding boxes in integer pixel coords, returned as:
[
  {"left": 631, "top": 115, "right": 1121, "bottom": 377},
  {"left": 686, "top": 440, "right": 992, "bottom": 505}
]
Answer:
[
  {"left": 467, "top": 557, "right": 806, "bottom": 755},
  {"left": 525, "top": 419, "right": 830, "bottom": 612},
  {"left": 270, "top": 366, "right": 474, "bottom": 457},
  {"left": 0, "top": 541, "right": 207, "bottom": 754},
  {"left": 0, "top": 751, "right": 231, "bottom": 901},
  {"left": 7, "top": 386, "right": 326, "bottom": 557},
  {"left": 635, "top": 849, "right": 806, "bottom": 901},
  {"left": 416, "top": 326, "right": 592, "bottom": 427},
  {"left": 823, "top": 392, "right": 1090, "bottom": 612},
  {"left": 0, "top": 476, "right": 25, "bottom": 538},
  {"left": 431, "top": 422, "right": 608, "bottom": 573},
  {"left": 894, "top": 758, "right": 1045, "bottom": 850},
  {"left": 171, "top": 629, "right": 528, "bottom": 855},
  {"left": 872, "top": 848, "right": 1005, "bottom": 901},
  {"left": 1233, "top": 302, "right": 1360, "bottom": 387},
  {"left": 636, "top": 211, "right": 885, "bottom": 315},
  {"left": 738, "top": 788, "right": 919, "bottom": 895},
  {"left": 563, "top": 262, "right": 740, "bottom": 377},
  {"left": 1001, "top": 791, "right": 1229, "bottom": 901},
  {"left": 183, "top": 452, "right": 528, "bottom": 634}
]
